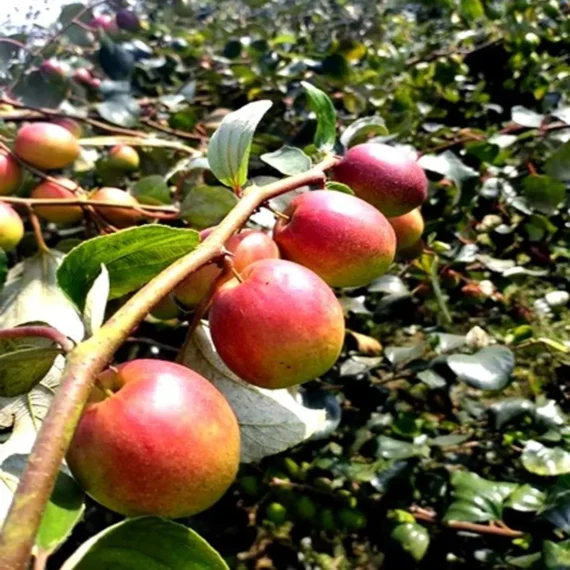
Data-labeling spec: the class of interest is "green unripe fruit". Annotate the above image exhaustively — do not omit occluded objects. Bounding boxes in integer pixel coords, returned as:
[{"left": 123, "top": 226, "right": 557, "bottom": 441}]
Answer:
[
  {"left": 337, "top": 507, "right": 367, "bottom": 531},
  {"left": 108, "top": 145, "right": 140, "bottom": 172},
  {"left": 294, "top": 495, "right": 317, "bottom": 522},
  {"left": 317, "top": 508, "right": 336, "bottom": 531},
  {"left": 238, "top": 475, "right": 262, "bottom": 497},
  {"left": 150, "top": 295, "right": 180, "bottom": 320},
  {"left": 336, "top": 489, "right": 357, "bottom": 507},
  {"left": 265, "top": 502, "right": 288, "bottom": 524},
  {"left": 0, "top": 203, "right": 24, "bottom": 252}
]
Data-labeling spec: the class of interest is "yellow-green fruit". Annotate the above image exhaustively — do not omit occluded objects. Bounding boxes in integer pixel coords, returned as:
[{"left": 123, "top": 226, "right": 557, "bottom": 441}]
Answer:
[
  {"left": 388, "top": 208, "right": 425, "bottom": 251},
  {"left": 337, "top": 507, "right": 367, "bottom": 531},
  {"left": 0, "top": 203, "right": 24, "bottom": 251},
  {"left": 108, "top": 145, "right": 140, "bottom": 172},
  {"left": 14, "top": 122, "right": 80, "bottom": 170},
  {"left": 150, "top": 295, "right": 180, "bottom": 320},
  {"left": 265, "top": 502, "right": 288, "bottom": 524},
  {"left": 294, "top": 495, "right": 317, "bottom": 522},
  {"left": 318, "top": 508, "right": 336, "bottom": 531}
]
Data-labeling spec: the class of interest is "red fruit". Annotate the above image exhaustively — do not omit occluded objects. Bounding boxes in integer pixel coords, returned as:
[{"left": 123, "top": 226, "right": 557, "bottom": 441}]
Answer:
[
  {"left": 274, "top": 190, "right": 396, "bottom": 288},
  {"left": 50, "top": 118, "right": 83, "bottom": 139},
  {"left": 90, "top": 14, "right": 119, "bottom": 35},
  {"left": 39, "top": 59, "right": 69, "bottom": 79},
  {"left": 14, "top": 122, "right": 80, "bottom": 170},
  {"left": 66, "top": 360, "right": 240, "bottom": 517},
  {"left": 89, "top": 187, "right": 142, "bottom": 228},
  {"left": 333, "top": 143, "right": 428, "bottom": 217},
  {"left": 116, "top": 9, "right": 140, "bottom": 31},
  {"left": 0, "top": 151, "right": 22, "bottom": 196},
  {"left": 72, "top": 68, "right": 101, "bottom": 89},
  {"left": 209, "top": 259, "right": 345, "bottom": 389},
  {"left": 175, "top": 228, "right": 280, "bottom": 307},
  {"left": 31, "top": 178, "right": 84, "bottom": 225},
  {"left": 388, "top": 208, "right": 425, "bottom": 251},
  {"left": 108, "top": 145, "right": 140, "bottom": 172},
  {"left": 0, "top": 203, "right": 24, "bottom": 251}
]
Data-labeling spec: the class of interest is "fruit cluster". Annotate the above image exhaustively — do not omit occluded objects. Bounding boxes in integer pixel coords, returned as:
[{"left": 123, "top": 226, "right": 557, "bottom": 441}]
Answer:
[
  {"left": 0, "top": 120, "right": 145, "bottom": 250},
  {"left": 62, "top": 142, "right": 428, "bottom": 520}
]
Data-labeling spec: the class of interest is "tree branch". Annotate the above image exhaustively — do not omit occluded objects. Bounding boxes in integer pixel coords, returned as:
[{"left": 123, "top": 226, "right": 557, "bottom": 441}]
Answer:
[{"left": 0, "top": 155, "right": 339, "bottom": 570}]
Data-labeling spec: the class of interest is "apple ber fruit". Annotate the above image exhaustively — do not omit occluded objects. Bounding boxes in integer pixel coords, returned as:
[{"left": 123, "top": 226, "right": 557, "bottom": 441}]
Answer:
[
  {"left": 14, "top": 122, "right": 81, "bottom": 170},
  {"left": 0, "top": 150, "right": 22, "bottom": 196},
  {"left": 209, "top": 259, "right": 345, "bottom": 389},
  {"left": 174, "top": 228, "right": 280, "bottom": 307},
  {"left": 108, "top": 145, "right": 140, "bottom": 172},
  {"left": 66, "top": 359, "right": 240, "bottom": 518},
  {"left": 388, "top": 208, "right": 425, "bottom": 251},
  {"left": 0, "top": 203, "right": 24, "bottom": 251},
  {"left": 89, "top": 187, "right": 143, "bottom": 228},
  {"left": 332, "top": 143, "right": 428, "bottom": 217},
  {"left": 273, "top": 190, "right": 396, "bottom": 288},
  {"left": 31, "top": 178, "right": 84, "bottom": 225}
]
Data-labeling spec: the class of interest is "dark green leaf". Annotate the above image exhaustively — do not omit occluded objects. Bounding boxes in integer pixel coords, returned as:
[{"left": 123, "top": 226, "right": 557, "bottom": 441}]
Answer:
[
  {"left": 505, "top": 484, "right": 545, "bottom": 513},
  {"left": 180, "top": 185, "right": 238, "bottom": 229},
  {"left": 207, "top": 100, "right": 272, "bottom": 190},
  {"left": 98, "top": 34, "right": 136, "bottom": 80},
  {"left": 13, "top": 70, "right": 69, "bottom": 108},
  {"left": 301, "top": 82, "right": 337, "bottom": 152},
  {"left": 36, "top": 472, "right": 85, "bottom": 553},
  {"left": 260, "top": 146, "right": 312, "bottom": 175},
  {"left": 523, "top": 175, "right": 566, "bottom": 215},
  {"left": 61, "top": 516, "right": 228, "bottom": 570},
  {"left": 57, "top": 226, "right": 199, "bottom": 310},
  {"left": 544, "top": 539, "right": 570, "bottom": 570},
  {"left": 340, "top": 116, "right": 388, "bottom": 148},
  {"left": 131, "top": 176, "right": 171, "bottom": 205},
  {"left": 375, "top": 436, "right": 430, "bottom": 460},
  {"left": 545, "top": 142, "right": 570, "bottom": 181},
  {"left": 97, "top": 96, "right": 141, "bottom": 127},
  {"left": 447, "top": 346, "right": 514, "bottom": 390}
]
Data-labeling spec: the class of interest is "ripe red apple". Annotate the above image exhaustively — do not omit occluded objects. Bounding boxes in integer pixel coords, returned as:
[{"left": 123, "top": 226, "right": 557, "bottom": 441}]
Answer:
[
  {"left": 0, "top": 203, "right": 24, "bottom": 251},
  {"left": 333, "top": 143, "right": 428, "bottom": 217},
  {"left": 388, "top": 208, "right": 425, "bottom": 251},
  {"left": 209, "top": 259, "right": 345, "bottom": 389},
  {"left": 31, "top": 178, "right": 84, "bottom": 225},
  {"left": 39, "top": 59, "right": 69, "bottom": 79},
  {"left": 0, "top": 150, "right": 22, "bottom": 196},
  {"left": 89, "top": 187, "right": 142, "bottom": 228},
  {"left": 108, "top": 145, "right": 140, "bottom": 172},
  {"left": 14, "top": 122, "right": 80, "bottom": 170},
  {"left": 66, "top": 360, "right": 240, "bottom": 517},
  {"left": 273, "top": 190, "right": 396, "bottom": 288},
  {"left": 175, "top": 228, "right": 280, "bottom": 307},
  {"left": 50, "top": 118, "right": 83, "bottom": 139}
]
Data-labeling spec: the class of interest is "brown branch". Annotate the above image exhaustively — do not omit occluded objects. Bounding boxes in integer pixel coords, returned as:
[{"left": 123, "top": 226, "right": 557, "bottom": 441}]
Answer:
[
  {"left": 0, "top": 326, "right": 75, "bottom": 353},
  {"left": 27, "top": 207, "right": 50, "bottom": 254},
  {"left": 0, "top": 155, "right": 339, "bottom": 570},
  {"left": 409, "top": 506, "right": 523, "bottom": 538}
]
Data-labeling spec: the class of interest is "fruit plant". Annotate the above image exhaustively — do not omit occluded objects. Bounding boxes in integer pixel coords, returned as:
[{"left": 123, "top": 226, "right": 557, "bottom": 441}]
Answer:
[{"left": 1, "top": 1, "right": 570, "bottom": 570}]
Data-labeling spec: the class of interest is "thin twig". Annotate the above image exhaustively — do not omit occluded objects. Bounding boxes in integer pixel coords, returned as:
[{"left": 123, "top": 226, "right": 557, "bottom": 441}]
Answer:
[
  {"left": 26, "top": 207, "right": 50, "bottom": 254},
  {"left": 0, "top": 325, "right": 74, "bottom": 353}
]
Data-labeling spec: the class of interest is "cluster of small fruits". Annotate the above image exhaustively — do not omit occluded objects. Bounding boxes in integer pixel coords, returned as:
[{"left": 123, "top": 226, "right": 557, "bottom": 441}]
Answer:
[
  {"left": 0, "top": 120, "right": 146, "bottom": 252},
  {"left": 52, "top": 141, "right": 427, "bottom": 520}
]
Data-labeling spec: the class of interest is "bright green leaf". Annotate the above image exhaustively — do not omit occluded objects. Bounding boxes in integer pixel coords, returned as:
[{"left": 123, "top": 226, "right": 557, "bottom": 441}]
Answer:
[
  {"left": 391, "top": 523, "right": 430, "bottom": 561},
  {"left": 301, "top": 82, "right": 337, "bottom": 152},
  {"left": 522, "top": 441, "right": 570, "bottom": 476},
  {"left": 260, "top": 146, "right": 312, "bottom": 175},
  {"left": 180, "top": 185, "right": 238, "bottom": 229}
]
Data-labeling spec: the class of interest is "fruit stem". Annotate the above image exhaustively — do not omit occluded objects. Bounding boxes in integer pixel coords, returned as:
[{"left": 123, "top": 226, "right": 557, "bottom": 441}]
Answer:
[
  {"left": 0, "top": 325, "right": 75, "bottom": 353},
  {"left": 94, "top": 378, "right": 115, "bottom": 400},
  {"left": 26, "top": 207, "right": 50, "bottom": 255},
  {"left": 0, "top": 155, "right": 340, "bottom": 570}
]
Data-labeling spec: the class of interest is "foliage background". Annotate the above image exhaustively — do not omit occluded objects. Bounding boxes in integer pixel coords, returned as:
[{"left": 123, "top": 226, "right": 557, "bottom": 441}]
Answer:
[{"left": 2, "top": 0, "right": 570, "bottom": 568}]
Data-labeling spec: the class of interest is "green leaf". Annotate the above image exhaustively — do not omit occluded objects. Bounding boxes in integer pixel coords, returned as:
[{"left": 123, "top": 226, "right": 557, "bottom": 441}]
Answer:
[
  {"left": 13, "top": 70, "right": 69, "bottom": 109},
  {"left": 61, "top": 516, "right": 229, "bottom": 570},
  {"left": 446, "top": 346, "right": 514, "bottom": 390},
  {"left": 522, "top": 441, "right": 570, "bottom": 476},
  {"left": 180, "top": 185, "right": 238, "bottom": 229},
  {"left": 59, "top": 3, "right": 94, "bottom": 46},
  {"left": 131, "top": 175, "right": 172, "bottom": 205},
  {"left": 260, "top": 146, "right": 312, "bottom": 175},
  {"left": 545, "top": 142, "right": 570, "bottom": 181},
  {"left": 325, "top": 181, "right": 355, "bottom": 195},
  {"left": 375, "top": 435, "right": 430, "bottom": 460},
  {"left": 505, "top": 484, "right": 545, "bottom": 513},
  {"left": 418, "top": 151, "right": 478, "bottom": 192},
  {"left": 301, "top": 82, "right": 337, "bottom": 152},
  {"left": 97, "top": 95, "right": 141, "bottom": 128},
  {"left": 340, "top": 116, "right": 388, "bottom": 148},
  {"left": 57, "top": 226, "right": 199, "bottom": 310},
  {"left": 523, "top": 175, "right": 566, "bottom": 215},
  {"left": 207, "top": 100, "right": 272, "bottom": 190},
  {"left": 444, "top": 471, "right": 517, "bottom": 523},
  {"left": 459, "top": 0, "right": 485, "bottom": 20},
  {"left": 36, "top": 472, "right": 85, "bottom": 554},
  {"left": 0, "top": 335, "right": 60, "bottom": 397},
  {"left": 390, "top": 523, "right": 430, "bottom": 562},
  {"left": 544, "top": 539, "right": 570, "bottom": 570},
  {"left": 98, "top": 34, "right": 136, "bottom": 80}
]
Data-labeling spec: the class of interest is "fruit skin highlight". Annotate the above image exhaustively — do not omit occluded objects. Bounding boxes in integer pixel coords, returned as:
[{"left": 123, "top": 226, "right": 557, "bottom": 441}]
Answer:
[
  {"left": 0, "top": 151, "right": 22, "bottom": 196},
  {"left": 209, "top": 259, "right": 345, "bottom": 389},
  {"left": 388, "top": 208, "right": 425, "bottom": 251},
  {"left": 66, "top": 359, "right": 240, "bottom": 518},
  {"left": 175, "top": 228, "right": 280, "bottom": 307},
  {"left": 31, "top": 178, "right": 84, "bottom": 225},
  {"left": 14, "top": 122, "right": 81, "bottom": 170},
  {"left": 274, "top": 190, "right": 396, "bottom": 288},
  {"left": 51, "top": 118, "right": 83, "bottom": 139},
  {"left": 0, "top": 203, "right": 24, "bottom": 251},
  {"left": 332, "top": 143, "right": 428, "bottom": 217},
  {"left": 89, "top": 187, "right": 142, "bottom": 228}
]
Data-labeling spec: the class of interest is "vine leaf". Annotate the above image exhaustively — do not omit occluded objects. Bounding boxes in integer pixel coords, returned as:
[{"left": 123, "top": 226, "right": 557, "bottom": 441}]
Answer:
[
  {"left": 301, "top": 82, "right": 337, "bottom": 152},
  {"left": 207, "top": 100, "right": 272, "bottom": 190},
  {"left": 260, "top": 146, "right": 312, "bottom": 175},
  {"left": 181, "top": 324, "right": 327, "bottom": 463}
]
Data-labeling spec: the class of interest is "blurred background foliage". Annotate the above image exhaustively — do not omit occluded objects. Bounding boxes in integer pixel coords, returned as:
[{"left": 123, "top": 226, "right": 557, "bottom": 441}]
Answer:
[{"left": 3, "top": 0, "right": 570, "bottom": 568}]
